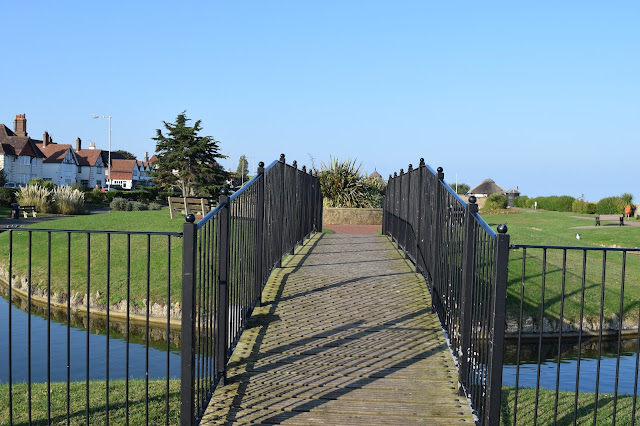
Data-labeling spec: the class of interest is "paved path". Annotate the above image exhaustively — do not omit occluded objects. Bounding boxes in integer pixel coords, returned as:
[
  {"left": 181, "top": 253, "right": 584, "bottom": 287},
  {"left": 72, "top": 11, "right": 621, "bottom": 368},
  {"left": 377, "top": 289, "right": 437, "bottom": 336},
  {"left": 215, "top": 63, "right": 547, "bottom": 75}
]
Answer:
[{"left": 201, "top": 233, "right": 473, "bottom": 425}]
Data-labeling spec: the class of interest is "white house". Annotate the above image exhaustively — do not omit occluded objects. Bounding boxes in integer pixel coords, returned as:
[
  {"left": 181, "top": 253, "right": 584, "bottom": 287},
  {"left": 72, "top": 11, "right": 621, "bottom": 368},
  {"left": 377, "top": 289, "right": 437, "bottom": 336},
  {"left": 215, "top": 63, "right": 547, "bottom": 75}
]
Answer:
[
  {"left": 0, "top": 115, "right": 45, "bottom": 185},
  {"left": 75, "top": 139, "right": 106, "bottom": 188},
  {"left": 106, "top": 159, "right": 138, "bottom": 189},
  {"left": 37, "top": 134, "right": 78, "bottom": 186}
]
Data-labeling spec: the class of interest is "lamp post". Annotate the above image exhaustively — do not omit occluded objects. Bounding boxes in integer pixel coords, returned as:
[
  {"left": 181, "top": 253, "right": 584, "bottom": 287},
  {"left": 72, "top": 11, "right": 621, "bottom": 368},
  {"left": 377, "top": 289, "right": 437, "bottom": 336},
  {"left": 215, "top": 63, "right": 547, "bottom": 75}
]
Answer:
[{"left": 93, "top": 115, "right": 111, "bottom": 190}]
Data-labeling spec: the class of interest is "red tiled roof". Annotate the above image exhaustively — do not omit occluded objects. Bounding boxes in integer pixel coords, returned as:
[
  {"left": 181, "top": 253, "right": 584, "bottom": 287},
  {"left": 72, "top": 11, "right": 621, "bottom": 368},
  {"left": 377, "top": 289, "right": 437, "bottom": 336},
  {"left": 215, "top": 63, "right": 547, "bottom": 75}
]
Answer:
[
  {"left": 0, "top": 124, "right": 45, "bottom": 158},
  {"left": 109, "top": 159, "right": 137, "bottom": 172},
  {"left": 75, "top": 149, "right": 104, "bottom": 167},
  {"left": 108, "top": 171, "right": 133, "bottom": 180}
]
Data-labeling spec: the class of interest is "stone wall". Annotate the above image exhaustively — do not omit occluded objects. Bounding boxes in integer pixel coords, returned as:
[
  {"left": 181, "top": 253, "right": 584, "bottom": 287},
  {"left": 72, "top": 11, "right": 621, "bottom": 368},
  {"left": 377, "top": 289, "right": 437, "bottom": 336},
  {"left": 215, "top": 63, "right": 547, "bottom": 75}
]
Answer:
[{"left": 323, "top": 208, "right": 383, "bottom": 225}]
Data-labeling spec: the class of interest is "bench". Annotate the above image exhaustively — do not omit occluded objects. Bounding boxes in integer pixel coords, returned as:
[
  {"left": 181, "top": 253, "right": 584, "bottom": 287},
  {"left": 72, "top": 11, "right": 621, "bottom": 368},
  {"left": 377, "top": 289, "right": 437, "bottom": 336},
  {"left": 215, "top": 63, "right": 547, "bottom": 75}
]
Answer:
[
  {"left": 19, "top": 205, "right": 37, "bottom": 218},
  {"left": 595, "top": 214, "right": 623, "bottom": 226},
  {"left": 168, "top": 196, "right": 215, "bottom": 219}
]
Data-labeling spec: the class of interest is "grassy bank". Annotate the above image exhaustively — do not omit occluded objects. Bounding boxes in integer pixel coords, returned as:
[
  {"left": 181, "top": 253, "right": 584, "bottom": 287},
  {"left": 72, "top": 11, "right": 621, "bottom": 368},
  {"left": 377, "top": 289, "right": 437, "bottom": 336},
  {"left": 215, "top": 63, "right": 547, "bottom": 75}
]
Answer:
[
  {"left": 0, "top": 210, "right": 183, "bottom": 306},
  {"left": 0, "top": 378, "right": 180, "bottom": 424},
  {"left": 501, "top": 385, "right": 640, "bottom": 425},
  {"left": 482, "top": 210, "right": 640, "bottom": 329}
]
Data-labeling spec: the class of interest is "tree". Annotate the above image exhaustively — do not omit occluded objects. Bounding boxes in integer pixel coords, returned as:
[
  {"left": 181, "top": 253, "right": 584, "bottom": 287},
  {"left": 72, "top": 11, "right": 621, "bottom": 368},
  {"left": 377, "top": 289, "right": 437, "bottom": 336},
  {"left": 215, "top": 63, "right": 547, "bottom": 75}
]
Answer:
[
  {"left": 453, "top": 183, "right": 470, "bottom": 195},
  {"left": 153, "top": 111, "right": 228, "bottom": 196},
  {"left": 0, "top": 168, "right": 5, "bottom": 187},
  {"left": 235, "top": 155, "right": 250, "bottom": 186},
  {"left": 112, "top": 150, "right": 137, "bottom": 160}
]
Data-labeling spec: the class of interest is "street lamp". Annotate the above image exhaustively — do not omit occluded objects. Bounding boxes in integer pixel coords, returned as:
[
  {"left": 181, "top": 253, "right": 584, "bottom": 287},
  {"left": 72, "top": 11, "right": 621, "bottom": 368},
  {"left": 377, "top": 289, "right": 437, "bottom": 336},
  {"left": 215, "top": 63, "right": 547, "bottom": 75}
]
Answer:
[{"left": 93, "top": 115, "right": 111, "bottom": 190}]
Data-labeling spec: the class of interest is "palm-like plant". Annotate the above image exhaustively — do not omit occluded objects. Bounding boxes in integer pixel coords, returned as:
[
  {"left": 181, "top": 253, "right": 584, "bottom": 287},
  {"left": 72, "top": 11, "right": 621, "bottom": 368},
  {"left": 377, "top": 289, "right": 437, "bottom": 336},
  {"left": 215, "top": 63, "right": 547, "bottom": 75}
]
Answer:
[{"left": 317, "top": 157, "right": 373, "bottom": 207}]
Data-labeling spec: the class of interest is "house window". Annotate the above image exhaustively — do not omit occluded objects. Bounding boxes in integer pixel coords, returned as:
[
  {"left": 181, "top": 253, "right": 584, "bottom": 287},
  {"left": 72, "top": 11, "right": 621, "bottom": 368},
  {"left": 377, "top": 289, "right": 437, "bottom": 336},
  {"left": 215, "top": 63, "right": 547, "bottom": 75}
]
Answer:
[
  {"left": 78, "top": 166, "right": 82, "bottom": 173},
  {"left": 96, "top": 180, "right": 102, "bottom": 186},
  {"left": 81, "top": 180, "right": 89, "bottom": 186},
  {"left": 20, "top": 156, "right": 31, "bottom": 165}
]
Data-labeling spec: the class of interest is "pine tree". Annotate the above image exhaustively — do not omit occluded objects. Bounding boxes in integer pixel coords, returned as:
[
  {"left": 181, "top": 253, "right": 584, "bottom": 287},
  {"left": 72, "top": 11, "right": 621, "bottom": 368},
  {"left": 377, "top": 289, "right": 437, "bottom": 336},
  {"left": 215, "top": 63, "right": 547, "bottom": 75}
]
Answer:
[{"left": 153, "top": 111, "right": 227, "bottom": 196}]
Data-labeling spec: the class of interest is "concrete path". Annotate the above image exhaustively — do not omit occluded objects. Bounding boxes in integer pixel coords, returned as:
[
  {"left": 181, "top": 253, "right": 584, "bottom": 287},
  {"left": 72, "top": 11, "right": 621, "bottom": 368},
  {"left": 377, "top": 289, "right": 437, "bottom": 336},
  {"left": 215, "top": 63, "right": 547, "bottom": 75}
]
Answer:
[{"left": 201, "top": 233, "right": 473, "bottom": 425}]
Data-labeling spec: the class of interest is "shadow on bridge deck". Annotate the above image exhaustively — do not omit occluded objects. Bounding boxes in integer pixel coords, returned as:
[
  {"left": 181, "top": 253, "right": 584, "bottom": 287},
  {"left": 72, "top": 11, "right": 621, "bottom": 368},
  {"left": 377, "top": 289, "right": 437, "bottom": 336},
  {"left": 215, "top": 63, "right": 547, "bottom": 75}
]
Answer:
[{"left": 201, "top": 233, "right": 474, "bottom": 425}]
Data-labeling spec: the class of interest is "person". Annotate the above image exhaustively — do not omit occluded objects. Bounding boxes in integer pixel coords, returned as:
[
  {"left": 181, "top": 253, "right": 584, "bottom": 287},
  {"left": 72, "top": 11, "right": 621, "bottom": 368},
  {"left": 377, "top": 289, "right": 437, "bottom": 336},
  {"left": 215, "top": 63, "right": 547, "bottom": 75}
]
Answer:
[{"left": 625, "top": 204, "right": 631, "bottom": 217}]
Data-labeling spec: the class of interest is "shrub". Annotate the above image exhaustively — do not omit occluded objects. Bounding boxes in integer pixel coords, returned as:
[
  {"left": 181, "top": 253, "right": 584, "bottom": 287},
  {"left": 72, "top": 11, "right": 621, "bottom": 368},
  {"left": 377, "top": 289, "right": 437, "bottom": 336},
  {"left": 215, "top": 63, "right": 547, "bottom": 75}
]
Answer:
[
  {"left": 110, "top": 197, "right": 132, "bottom": 211},
  {"left": 0, "top": 187, "right": 18, "bottom": 207},
  {"left": 148, "top": 202, "right": 162, "bottom": 210},
  {"left": 27, "top": 178, "right": 56, "bottom": 191},
  {"left": 318, "top": 157, "right": 368, "bottom": 208},
  {"left": 597, "top": 196, "right": 625, "bottom": 215},
  {"left": 18, "top": 185, "right": 52, "bottom": 213},
  {"left": 530, "top": 195, "right": 575, "bottom": 212},
  {"left": 84, "top": 189, "right": 106, "bottom": 204},
  {"left": 513, "top": 196, "right": 529, "bottom": 208},
  {"left": 584, "top": 202, "right": 597, "bottom": 214},
  {"left": 483, "top": 194, "right": 507, "bottom": 211},
  {"left": 131, "top": 201, "right": 147, "bottom": 211},
  {"left": 53, "top": 186, "right": 85, "bottom": 215},
  {"left": 363, "top": 176, "right": 386, "bottom": 209}
]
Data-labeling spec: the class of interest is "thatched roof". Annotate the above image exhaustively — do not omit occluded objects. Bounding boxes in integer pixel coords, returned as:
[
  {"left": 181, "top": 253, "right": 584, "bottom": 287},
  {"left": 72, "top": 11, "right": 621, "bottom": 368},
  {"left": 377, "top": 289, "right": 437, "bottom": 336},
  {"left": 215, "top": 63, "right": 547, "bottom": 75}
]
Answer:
[{"left": 469, "top": 178, "right": 504, "bottom": 195}]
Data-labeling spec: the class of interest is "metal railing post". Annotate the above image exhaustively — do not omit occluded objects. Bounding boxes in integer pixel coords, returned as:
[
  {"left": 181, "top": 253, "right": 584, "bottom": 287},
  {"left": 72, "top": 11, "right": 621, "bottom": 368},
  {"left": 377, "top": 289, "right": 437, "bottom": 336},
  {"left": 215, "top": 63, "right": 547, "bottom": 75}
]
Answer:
[
  {"left": 277, "top": 154, "right": 285, "bottom": 267},
  {"left": 255, "top": 162, "right": 265, "bottom": 305},
  {"left": 404, "top": 164, "right": 412, "bottom": 256},
  {"left": 485, "top": 224, "right": 510, "bottom": 425},
  {"left": 216, "top": 188, "right": 230, "bottom": 384},
  {"left": 416, "top": 159, "right": 425, "bottom": 273},
  {"left": 180, "top": 215, "right": 197, "bottom": 426},
  {"left": 458, "top": 196, "right": 478, "bottom": 396},
  {"left": 431, "top": 166, "right": 444, "bottom": 311},
  {"left": 290, "top": 160, "right": 298, "bottom": 254},
  {"left": 393, "top": 172, "right": 399, "bottom": 244}
]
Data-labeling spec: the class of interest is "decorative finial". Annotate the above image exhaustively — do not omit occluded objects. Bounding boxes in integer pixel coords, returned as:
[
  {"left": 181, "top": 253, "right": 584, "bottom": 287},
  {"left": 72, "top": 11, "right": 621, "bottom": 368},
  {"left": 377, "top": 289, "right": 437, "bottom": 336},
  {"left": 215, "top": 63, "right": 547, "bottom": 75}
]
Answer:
[
  {"left": 437, "top": 166, "right": 443, "bottom": 173},
  {"left": 469, "top": 196, "right": 477, "bottom": 204},
  {"left": 408, "top": 164, "right": 413, "bottom": 171},
  {"left": 419, "top": 158, "right": 425, "bottom": 166},
  {"left": 258, "top": 161, "right": 264, "bottom": 168},
  {"left": 497, "top": 224, "right": 508, "bottom": 234},
  {"left": 394, "top": 172, "right": 397, "bottom": 177},
  {"left": 400, "top": 168, "right": 404, "bottom": 175},
  {"left": 185, "top": 214, "right": 196, "bottom": 223},
  {"left": 279, "top": 153, "right": 285, "bottom": 162},
  {"left": 302, "top": 165, "right": 306, "bottom": 172},
  {"left": 292, "top": 160, "right": 297, "bottom": 168},
  {"left": 221, "top": 187, "right": 230, "bottom": 196}
]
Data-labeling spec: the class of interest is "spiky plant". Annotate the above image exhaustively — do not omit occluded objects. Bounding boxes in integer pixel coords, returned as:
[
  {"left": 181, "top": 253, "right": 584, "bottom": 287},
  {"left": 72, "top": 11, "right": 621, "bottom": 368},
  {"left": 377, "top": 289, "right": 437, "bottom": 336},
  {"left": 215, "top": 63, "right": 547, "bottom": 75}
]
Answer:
[
  {"left": 317, "top": 157, "right": 369, "bottom": 207},
  {"left": 18, "top": 184, "right": 52, "bottom": 213},
  {"left": 53, "top": 185, "right": 85, "bottom": 215}
]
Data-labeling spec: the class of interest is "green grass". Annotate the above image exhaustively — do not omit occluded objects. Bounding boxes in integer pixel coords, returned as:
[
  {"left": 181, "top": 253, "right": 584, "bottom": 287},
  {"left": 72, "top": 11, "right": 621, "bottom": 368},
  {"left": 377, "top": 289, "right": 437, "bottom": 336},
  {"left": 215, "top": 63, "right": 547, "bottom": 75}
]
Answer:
[
  {"left": 322, "top": 227, "right": 336, "bottom": 233},
  {"left": 0, "top": 210, "right": 184, "bottom": 306},
  {"left": 481, "top": 210, "right": 640, "bottom": 329},
  {"left": 501, "top": 386, "right": 640, "bottom": 425},
  {"left": 0, "top": 379, "right": 180, "bottom": 425},
  {"left": 0, "top": 206, "right": 10, "bottom": 216}
]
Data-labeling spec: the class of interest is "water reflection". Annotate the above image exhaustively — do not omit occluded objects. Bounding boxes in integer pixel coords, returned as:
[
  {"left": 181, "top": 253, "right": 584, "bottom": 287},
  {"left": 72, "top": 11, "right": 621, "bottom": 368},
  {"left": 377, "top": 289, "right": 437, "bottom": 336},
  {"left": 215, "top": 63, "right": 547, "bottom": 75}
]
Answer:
[
  {"left": 504, "top": 337, "right": 640, "bottom": 395},
  {"left": 0, "top": 289, "right": 181, "bottom": 384}
]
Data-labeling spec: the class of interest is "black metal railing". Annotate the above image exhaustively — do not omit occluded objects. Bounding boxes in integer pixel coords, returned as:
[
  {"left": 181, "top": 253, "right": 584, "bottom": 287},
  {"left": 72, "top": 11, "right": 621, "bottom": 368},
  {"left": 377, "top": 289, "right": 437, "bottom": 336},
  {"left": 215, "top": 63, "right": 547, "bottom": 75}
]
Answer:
[
  {"left": 505, "top": 244, "right": 640, "bottom": 425},
  {"left": 180, "top": 155, "right": 322, "bottom": 424},
  {"left": 0, "top": 228, "right": 182, "bottom": 424},
  {"left": 383, "top": 159, "right": 509, "bottom": 425},
  {"left": 1, "top": 155, "right": 321, "bottom": 426}
]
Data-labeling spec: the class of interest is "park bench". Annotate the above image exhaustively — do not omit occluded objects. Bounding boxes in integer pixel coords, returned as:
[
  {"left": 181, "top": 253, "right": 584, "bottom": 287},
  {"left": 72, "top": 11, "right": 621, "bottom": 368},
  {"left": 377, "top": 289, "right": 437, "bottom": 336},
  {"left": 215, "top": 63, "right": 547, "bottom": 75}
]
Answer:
[
  {"left": 19, "top": 205, "right": 37, "bottom": 218},
  {"left": 595, "top": 214, "right": 623, "bottom": 226},
  {"left": 168, "top": 196, "right": 215, "bottom": 219}
]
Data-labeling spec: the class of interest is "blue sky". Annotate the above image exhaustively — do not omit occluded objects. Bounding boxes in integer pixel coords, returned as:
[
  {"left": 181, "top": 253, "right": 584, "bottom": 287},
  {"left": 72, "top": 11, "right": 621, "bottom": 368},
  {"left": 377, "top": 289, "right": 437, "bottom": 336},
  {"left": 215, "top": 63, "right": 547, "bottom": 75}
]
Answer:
[{"left": 1, "top": 1, "right": 638, "bottom": 201}]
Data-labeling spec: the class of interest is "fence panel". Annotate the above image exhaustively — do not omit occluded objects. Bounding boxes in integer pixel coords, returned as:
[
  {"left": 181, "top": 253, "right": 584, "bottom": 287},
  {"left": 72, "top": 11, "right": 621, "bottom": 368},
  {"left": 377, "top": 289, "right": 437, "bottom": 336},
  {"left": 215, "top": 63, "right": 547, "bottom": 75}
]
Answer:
[
  {"left": 1, "top": 228, "right": 182, "bottom": 425},
  {"left": 383, "top": 161, "right": 508, "bottom": 425}
]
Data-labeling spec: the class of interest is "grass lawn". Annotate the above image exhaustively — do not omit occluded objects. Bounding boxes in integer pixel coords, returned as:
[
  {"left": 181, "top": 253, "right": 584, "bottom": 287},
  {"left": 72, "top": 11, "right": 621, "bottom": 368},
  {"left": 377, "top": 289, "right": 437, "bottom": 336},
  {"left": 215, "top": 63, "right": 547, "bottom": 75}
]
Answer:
[
  {"left": 0, "top": 210, "right": 184, "bottom": 306},
  {"left": 481, "top": 210, "right": 640, "bottom": 329},
  {"left": 501, "top": 386, "right": 640, "bottom": 425},
  {"left": 0, "top": 378, "right": 180, "bottom": 424}
]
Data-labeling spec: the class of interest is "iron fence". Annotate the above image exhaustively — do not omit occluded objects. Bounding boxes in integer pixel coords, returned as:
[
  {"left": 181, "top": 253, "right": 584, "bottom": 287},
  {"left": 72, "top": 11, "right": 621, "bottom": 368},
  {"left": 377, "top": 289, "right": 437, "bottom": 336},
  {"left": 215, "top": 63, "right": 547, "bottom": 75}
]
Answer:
[
  {"left": 0, "top": 228, "right": 182, "bottom": 425},
  {"left": 180, "top": 155, "right": 322, "bottom": 424},
  {"left": 1, "top": 155, "right": 322, "bottom": 425},
  {"left": 383, "top": 160, "right": 509, "bottom": 425},
  {"left": 505, "top": 244, "right": 640, "bottom": 425}
]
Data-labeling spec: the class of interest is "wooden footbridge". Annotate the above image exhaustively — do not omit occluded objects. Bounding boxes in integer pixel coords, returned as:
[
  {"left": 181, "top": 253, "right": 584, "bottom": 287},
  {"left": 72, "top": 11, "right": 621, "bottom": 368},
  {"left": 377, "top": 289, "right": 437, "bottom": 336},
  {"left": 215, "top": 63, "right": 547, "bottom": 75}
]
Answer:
[{"left": 200, "top": 233, "right": 474, "bottom": 424}]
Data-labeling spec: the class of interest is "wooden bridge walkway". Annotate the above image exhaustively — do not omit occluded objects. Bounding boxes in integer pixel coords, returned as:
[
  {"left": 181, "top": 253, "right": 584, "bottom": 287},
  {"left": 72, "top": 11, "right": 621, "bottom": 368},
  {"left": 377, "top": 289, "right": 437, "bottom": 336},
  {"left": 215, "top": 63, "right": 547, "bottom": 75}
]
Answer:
[{"left": 201, "top": 233, "right": 474, "bottom": 425}]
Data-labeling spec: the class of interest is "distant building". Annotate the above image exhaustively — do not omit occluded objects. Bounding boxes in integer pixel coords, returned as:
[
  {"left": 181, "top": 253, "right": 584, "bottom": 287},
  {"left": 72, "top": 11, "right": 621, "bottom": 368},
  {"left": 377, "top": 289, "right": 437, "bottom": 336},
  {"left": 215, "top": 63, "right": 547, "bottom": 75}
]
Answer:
[
  {"left": 468, "top": 178, "right": 505, "bottom": 198},
  {"left": 369, "top": 169, "right": 386, "bottom": 186},
  {"left": 36, "top": 134, "right": 78, "bottom": 186},
  {"left": 75, "top": 139, "right": 106, "bottom": 188}
]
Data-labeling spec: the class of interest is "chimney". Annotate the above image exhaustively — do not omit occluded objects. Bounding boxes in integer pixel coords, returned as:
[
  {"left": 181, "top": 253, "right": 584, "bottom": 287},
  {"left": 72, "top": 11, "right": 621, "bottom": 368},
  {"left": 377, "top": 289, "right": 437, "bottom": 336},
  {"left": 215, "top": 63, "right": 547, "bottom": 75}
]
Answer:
[
  {"left": 89, "top": 142, "right": 96, "bottom": 149},
  {"left": 76, "top": 137, "right": 82, "bottom": 151},
  {"left": 43, "top": 131, "right": 50, "bottom": 147},
  {"left": 144, "top": 152, "right": 149, "bottom": 162},
  {"left": 14, "top": 114, "right": 27, "bottom": 137}
]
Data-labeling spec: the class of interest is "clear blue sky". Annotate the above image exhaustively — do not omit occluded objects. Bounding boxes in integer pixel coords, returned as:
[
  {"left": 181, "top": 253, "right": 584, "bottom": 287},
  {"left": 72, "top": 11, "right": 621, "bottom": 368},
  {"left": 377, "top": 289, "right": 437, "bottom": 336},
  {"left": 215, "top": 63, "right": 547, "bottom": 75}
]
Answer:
[{"left": 2, "top": 1, "right": 638, "bottom": 201}]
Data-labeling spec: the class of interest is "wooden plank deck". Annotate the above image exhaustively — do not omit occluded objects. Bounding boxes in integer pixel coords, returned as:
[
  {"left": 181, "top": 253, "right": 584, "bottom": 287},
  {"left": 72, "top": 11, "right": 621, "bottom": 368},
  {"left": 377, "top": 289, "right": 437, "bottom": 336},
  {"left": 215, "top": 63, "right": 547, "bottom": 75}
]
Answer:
[{"left": 201, "top": 233, "right": 474, "bottom": 425}]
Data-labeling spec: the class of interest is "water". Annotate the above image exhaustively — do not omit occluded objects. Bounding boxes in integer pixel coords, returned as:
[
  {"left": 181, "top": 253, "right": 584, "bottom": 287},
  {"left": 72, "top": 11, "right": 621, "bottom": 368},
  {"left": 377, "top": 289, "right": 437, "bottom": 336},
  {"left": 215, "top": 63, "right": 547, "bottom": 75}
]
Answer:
[
  {"left": 503, "top": 338, "right": 640, "bottom": 395},
  {"left": 0, "top": 293, "right": 181, "bottom": 384}
]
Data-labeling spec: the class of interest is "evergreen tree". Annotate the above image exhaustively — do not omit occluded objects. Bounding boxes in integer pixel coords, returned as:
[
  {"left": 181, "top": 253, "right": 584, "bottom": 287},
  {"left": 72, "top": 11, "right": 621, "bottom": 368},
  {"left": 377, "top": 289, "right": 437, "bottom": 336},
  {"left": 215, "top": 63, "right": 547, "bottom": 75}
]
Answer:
[{"left": 153, "top": 111, "right": 227, "bottom": 196}]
